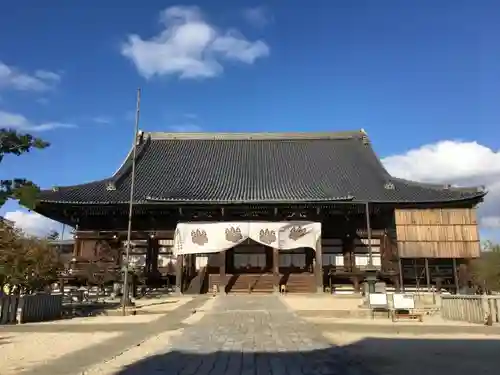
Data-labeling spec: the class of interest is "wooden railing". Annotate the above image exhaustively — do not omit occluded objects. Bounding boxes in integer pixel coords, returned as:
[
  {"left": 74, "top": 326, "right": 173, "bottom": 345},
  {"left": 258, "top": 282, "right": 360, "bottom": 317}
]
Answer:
[{"left": 441, "top": 295, "right": 500, "bottom": 324}]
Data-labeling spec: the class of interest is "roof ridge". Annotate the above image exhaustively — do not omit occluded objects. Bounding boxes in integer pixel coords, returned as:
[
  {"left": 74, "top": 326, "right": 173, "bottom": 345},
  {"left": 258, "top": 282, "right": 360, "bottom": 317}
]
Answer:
[{"left": 146, "top": 130, "right": 366, "bottom": 141}]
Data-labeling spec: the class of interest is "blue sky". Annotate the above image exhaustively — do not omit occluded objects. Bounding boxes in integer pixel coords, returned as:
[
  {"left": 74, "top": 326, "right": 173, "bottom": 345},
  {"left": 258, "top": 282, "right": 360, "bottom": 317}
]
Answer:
[{"left": 1, "top": 0, "right": 500, "bottom": 239}]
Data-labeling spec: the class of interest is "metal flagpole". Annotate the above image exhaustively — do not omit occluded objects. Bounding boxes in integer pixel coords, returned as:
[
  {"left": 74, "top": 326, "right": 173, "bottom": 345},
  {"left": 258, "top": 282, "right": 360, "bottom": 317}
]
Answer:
[{"left": 122, "top": 88, "right": 141, "bottom": 316}]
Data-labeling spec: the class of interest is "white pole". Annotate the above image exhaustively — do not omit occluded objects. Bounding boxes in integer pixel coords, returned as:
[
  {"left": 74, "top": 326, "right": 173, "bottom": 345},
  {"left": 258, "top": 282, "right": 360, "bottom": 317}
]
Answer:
[{"left": 122, "top": 88, "right": 141, "bottom": 316}]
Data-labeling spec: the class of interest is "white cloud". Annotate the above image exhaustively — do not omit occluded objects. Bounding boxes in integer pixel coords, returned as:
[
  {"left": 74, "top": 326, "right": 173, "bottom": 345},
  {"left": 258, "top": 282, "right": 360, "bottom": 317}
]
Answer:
[
  {"left": 121, "top": 6, "right": 270, "bottom": 80},
  {"left": 92, "top": 116, "right": 113, "bottom": 125},
  {"left": 4, "top": 210, "right": 72, "bottom": 239},
  {"left": 242, "top": 6, "right": 272, "bottom": 28},
  {"left": 0, "top": 110, "right": 76, "bottom": 132},
  {"left": 34, "top": 70, "right": 61, "bottom": 83},
  {"left": 0, "top": 61, "right": 61, "bottom": 92},
  {"left": 169, "top": 124, "right": 202, "bottom": 132},
  {"left": 381, "top": 140, "right": 500, "bottom": 229}
]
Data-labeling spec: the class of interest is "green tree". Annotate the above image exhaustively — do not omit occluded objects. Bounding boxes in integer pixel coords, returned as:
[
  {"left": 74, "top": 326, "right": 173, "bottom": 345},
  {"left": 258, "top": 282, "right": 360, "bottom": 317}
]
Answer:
[
  {"left": 0, "top": 129, "right": 49, "bottom": 209},
  {"left": 0, "top": 221, "right": 62, "bottom": 293},
  {"left": 470, "top": 241, "right": 500, "bottom": 293},
  {"left": 482, "top": 240, "right": 500, "bottom": 253},
  {"left": 46, "top": 230, "right": 60, "bottom": 241}
]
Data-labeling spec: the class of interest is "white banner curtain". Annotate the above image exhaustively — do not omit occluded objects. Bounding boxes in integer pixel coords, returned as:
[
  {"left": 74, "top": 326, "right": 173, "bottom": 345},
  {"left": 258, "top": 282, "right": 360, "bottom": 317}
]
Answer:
[{"left": 173, "top": 221, "right": 321, "bottom": 255}]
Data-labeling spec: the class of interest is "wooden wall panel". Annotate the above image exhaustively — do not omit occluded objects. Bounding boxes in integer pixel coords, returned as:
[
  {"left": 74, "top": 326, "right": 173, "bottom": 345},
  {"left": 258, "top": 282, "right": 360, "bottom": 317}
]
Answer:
[
  {"left": 395, "top": 208, "right": 480, "bottom": 258},
  {"left": 397, "top": 241, "right": 480, "bottom": 258}
]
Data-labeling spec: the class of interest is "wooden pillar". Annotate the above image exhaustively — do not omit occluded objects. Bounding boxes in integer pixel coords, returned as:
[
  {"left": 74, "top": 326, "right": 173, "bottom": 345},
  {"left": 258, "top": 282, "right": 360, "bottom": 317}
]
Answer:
[
  {"left": 73, "top": 237, "right": 82, "bottom": 257},
  {"left": 352, "top": 276, "right": 361, "bottom": 293},
  {"left": 398, "top": 257, "right": 404, "bottom": 292},
  {"left": 175, "top": 255, "right": 183, "bottom": 293},
  {"left": 452, "top": 258, "right": 459, "bottom": 294},
  {"left": 219, "top": 250, "right": 226, "bottom": 293},
  {"left": 343, "top": 236, "right": 354, "bottom": 272},
  {"left": 151, "top": 238, "right": 159, "bottom": 275},
  {"left": 314, "top": 238, "right": 323, "bottom": 293},
  {"left": 146, "top": 238, "right": 153, "bottom": 274},
  {"left": 365, "top": 202, "right": 373, "bottom": 267},
  {"left": 273, "top": 248, "right": 279, "bottom": 292},
  {"left": 425, "top": 258, "right": 431, "bottom": 291},
  {"left": 393, "top": 275, "right": 401, "bottom": 293},
  {"left": 305, "top": 248, "right": 314, "bottom": 272}
]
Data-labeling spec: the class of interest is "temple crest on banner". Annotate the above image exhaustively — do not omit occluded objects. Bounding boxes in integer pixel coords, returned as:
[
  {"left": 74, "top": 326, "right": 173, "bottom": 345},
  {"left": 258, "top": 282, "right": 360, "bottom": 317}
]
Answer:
[
  {"left": 289, "top": 225, "right": 307, "bottom": 241},
  {"left": 225, "top": 226, "right": 243, "bottom": 243},
  {"left": 259, "top": 229, "right": 277, "bottom": 245},
  {"left": 191, "top": 229, "right": 208, "bottom": 246}
]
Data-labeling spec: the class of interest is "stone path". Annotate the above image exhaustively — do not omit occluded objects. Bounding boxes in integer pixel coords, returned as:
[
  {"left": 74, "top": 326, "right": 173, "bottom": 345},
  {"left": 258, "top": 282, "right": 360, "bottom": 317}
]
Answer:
[{"left": 115, "top": 295, "right": 365, "bottom": 375}]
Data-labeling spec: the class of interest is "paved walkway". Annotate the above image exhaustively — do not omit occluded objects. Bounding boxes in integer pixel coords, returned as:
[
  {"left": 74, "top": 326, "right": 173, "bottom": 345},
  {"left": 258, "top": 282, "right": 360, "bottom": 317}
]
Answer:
[{"left": 115, "top": 295, "right": 364, "bottom": 375}]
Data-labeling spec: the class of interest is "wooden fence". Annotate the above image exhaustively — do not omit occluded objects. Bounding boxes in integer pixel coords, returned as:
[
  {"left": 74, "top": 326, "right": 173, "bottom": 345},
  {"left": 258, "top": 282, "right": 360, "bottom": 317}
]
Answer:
[
  {"left": 0, "top": 294, "right": 63, "bottom": 324},
  {"left": 441, "top": 294, "right": 500, "bottom": 324},
  {"left": 0, "top": 296, "right": 19, "bottom": 324}
]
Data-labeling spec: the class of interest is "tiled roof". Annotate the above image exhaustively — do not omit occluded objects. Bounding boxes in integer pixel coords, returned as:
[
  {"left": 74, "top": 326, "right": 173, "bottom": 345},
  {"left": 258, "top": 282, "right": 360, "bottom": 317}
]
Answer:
[{"left": 38, "top": 131, "right": 486, "bottom": 205}]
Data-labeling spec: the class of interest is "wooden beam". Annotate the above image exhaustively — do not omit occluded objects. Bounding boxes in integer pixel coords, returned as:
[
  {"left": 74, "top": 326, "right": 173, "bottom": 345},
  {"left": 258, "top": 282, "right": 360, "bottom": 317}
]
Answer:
[
  {"left": 398, "top": 257, "right": 404, "bottom": 292},
  {"left": 175, "top": 255, "right": 183, "bottom": 293},
  {"left": 219, "top": 251, "right": 226, "bottom": 294},
  {"left": 314, "top": 238, "right": 323, "bottom": 293},
  {"left": 425, "top": 258, "right": 431, "bottom": 291},
  {"left": 273, "top": 248, "right": 279, "bottom": 292},
  {"left": 453, "top": 258, "right": 459, "bottom": 294}
]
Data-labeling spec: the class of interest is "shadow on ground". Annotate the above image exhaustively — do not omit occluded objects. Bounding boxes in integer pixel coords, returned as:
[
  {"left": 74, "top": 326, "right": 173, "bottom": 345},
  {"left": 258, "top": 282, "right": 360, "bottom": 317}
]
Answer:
[
  {"left": 62, "top": 302, "right": 122, "bottom": 319},
  {"left": 113, "top": 337, "right": 500, "bottom": 375}
]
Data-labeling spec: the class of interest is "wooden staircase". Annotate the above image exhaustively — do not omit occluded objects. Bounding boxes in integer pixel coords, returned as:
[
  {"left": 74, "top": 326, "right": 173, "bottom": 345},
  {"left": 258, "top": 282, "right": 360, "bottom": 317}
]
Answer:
[
  {"left": 229, "top": 274, "right": 274, "bottom": 294},
  {"left": 207, "top": 273, "right": 316, "bottom": 294},
  {"left": 207, "top": 274, "right": 275, "bottom": 294},
  {"left": 282, "top": 274, "right": 316, "bottom": 293}
]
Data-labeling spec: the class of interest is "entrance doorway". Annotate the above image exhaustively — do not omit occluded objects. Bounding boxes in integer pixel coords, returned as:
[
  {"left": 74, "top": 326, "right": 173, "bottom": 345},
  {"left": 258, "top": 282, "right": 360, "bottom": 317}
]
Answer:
[{"left": 227, "top": 239, "right": 272, "bottom": 274}]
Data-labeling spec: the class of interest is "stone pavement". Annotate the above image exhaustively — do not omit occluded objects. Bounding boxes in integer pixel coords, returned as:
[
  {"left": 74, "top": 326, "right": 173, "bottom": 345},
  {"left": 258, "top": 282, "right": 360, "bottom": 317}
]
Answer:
[{"left": 114, "top": 295, "right": 366, "bottom": 375}]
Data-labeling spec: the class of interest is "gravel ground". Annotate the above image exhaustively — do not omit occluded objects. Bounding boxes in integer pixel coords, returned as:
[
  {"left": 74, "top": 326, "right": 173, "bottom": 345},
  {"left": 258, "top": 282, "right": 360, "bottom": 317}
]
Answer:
[
  {"left": 0, "top": 332, "right": 120, "bottom": 375},
  {"left": 0, "top": 296, "right": 207, "bottom": 375}
]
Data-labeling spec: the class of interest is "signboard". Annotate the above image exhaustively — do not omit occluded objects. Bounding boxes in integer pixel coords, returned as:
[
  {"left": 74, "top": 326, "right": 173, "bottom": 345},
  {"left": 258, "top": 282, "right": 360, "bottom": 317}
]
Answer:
[
  {"left": 393, "top": 293, "right": 415, "bottom": 310},
  {"left": 369, "top": 293, "right": 388, "bottom": 308}
]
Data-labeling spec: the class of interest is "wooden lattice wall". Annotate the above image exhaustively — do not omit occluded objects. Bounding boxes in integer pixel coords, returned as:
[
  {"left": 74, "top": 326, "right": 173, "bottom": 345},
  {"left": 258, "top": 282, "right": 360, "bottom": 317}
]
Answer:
[{"left": 395, "top": 208, "right": 480, "bottom": 258}]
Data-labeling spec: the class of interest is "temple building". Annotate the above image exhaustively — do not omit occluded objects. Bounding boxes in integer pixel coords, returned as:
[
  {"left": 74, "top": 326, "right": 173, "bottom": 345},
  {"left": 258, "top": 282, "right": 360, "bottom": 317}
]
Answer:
[{"left": 33, "top": 130, "right": 485, "bottom": 294}]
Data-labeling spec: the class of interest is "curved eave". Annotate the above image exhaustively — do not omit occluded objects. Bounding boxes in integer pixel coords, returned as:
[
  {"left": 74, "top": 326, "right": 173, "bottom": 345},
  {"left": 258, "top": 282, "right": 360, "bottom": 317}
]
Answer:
[
  {"left": 36, "top": 133, "right": 151, "bottom": 206},
  {"left": 37, "top": 179, "right": 112, "bottom": 203},
  {"left": 391, "top": 176, "right": 485, "bottom": 194},
  {"left": 363, "top": 140, "right": 487, "bottom": 205},
  {"left": 36, "top": 196, "right": 356, "bottom": 205},
  {"left": 35, "top": 193, "right": 486, "bottom": 206},
  {"left": 360, "top": 192, "right": 487, "bottom": 205}
]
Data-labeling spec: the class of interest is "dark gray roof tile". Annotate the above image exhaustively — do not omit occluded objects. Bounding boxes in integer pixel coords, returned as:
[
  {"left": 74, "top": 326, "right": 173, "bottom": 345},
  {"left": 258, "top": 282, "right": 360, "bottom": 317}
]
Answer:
[{"left": 38, "top": 131, "right": 486, "bottom": 205}]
